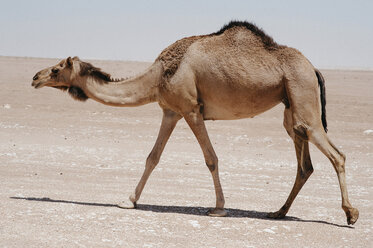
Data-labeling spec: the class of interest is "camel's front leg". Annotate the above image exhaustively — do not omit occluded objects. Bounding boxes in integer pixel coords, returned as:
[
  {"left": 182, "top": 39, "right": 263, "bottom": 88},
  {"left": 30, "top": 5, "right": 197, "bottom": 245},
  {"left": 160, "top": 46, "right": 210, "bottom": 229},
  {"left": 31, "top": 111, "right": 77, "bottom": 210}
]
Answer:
[
  {"left": 184, "top": 110, "right": 227, "bottom": 217},
  {"left": 118, "top": 109, "right": 181, "bottom": 209}
]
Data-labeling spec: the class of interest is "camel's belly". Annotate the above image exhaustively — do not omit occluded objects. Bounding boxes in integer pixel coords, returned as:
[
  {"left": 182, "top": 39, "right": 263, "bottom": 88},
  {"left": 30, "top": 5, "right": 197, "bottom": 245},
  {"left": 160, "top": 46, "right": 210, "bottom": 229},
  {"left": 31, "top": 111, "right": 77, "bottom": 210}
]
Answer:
[
  {"left": 202, "top": 102, "right": 282, "bottom": 120},
  {"left": 202, "top": 95, "right": 282, "bottom": 120},
  {"left": 198, "top": 80, "right": 285, "bottom": 121}
]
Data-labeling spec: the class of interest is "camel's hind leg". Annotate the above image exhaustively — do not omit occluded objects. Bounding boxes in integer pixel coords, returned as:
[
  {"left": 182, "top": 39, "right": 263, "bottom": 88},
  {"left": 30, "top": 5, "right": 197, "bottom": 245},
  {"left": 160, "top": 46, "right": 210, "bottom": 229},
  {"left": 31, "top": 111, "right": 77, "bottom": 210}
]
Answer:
[
  {"left": 275, "top": 73, "right": 359, "bottom": 225},
  {"left": 268, "top": 109, "right": 314, "bottom": 219},
  {"left": 308, "top": 128, "right": 359, "bottom": 225},
  {"left": 118, "top": 109, "right": 181, "bottom": 208},
  {"left": 183, "top": 109, "right": 227, "bottom": 217}
]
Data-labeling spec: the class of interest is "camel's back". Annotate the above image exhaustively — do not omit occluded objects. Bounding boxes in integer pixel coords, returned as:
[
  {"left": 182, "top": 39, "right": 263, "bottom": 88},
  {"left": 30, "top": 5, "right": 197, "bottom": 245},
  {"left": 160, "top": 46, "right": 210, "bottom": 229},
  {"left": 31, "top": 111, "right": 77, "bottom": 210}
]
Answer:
[{"left": 156, "top": 21, "right": 286, "bottom": 81}]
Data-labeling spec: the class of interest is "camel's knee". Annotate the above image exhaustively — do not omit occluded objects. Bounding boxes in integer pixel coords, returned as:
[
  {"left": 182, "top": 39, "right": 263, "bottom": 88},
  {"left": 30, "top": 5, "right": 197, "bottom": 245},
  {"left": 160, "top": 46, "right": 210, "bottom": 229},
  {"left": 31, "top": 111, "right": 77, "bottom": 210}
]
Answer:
[
  {"left": 332, "top": 153, "right": 346, "bottom": 173},
  {"left": 332, "top": 145, "right": 346, "bottom": 166},
  {"left": 336, "top": 151, "right": 346, "bottom": 166},
  {"left": 326, "top": 141, "right": 346, "bottom": 173},
  {"left": 322, "top": 145, "right": 346, "bottom": 174},
  {"left": 205, "top": 154, "right": 218, "bottom": 172}
]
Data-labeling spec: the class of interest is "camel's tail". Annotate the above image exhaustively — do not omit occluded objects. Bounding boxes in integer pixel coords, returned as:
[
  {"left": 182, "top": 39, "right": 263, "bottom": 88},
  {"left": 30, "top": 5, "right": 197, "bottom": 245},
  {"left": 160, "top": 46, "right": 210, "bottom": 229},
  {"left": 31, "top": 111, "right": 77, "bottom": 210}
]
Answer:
[{"left": 315, "top": 69, "right": 327, "bottom": 133}]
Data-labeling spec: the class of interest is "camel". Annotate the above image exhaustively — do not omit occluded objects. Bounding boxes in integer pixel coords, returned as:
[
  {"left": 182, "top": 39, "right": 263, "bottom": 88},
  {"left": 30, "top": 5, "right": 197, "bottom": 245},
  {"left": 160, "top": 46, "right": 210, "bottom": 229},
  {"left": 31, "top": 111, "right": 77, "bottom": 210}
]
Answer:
[{"left": 31, "top": 21, "right": 358, "bottom": 225}]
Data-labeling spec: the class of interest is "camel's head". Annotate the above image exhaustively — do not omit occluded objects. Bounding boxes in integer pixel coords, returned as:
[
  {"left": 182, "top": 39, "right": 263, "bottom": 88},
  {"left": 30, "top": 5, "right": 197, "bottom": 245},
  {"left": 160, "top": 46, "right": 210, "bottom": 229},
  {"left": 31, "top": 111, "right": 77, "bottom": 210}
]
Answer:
[
  {"left": 32, "top": 56, "right": 88, "bottom": 101},
  {"left": 32, "top": 56, "right": 78, "bottom": 89}
]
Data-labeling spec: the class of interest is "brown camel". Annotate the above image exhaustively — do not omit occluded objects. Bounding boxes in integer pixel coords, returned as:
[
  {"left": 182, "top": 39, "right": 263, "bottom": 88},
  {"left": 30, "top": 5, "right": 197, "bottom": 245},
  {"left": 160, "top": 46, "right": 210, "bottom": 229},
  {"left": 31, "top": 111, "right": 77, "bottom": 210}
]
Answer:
[{"left": 31, "top": 21, "right": 358, "bottom": 225}]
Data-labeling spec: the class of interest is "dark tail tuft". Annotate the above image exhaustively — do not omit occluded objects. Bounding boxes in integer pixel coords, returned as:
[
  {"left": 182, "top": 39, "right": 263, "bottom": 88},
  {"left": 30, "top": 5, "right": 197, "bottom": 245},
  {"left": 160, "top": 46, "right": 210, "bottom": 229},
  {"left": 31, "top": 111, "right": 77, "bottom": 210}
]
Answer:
[{"left": 315, "top": 69, "right": 327, "bottom": 133}]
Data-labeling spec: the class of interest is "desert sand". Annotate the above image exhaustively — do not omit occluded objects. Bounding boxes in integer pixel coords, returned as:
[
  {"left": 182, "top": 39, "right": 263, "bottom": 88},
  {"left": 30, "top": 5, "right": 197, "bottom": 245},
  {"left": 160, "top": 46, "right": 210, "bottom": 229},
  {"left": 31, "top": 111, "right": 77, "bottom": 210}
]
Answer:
[{"left": 0, "top": 56, "right": 372, "bottom": 247}]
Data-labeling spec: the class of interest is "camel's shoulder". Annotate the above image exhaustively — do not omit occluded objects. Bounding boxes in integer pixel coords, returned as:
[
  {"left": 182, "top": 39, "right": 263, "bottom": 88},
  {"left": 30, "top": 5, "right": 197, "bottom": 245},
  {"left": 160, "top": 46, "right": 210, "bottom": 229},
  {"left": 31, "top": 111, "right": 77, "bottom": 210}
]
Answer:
[{"left": 156, "top": 35, "right": 206, "bottom": 79}]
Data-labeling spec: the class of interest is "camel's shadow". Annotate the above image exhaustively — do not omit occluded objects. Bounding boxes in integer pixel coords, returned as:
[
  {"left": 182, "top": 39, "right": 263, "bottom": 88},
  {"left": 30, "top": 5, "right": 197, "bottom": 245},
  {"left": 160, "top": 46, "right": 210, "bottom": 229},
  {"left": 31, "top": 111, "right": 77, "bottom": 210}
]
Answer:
[{"left": 10, "top": 196, "right": 352, "bottom": 229}]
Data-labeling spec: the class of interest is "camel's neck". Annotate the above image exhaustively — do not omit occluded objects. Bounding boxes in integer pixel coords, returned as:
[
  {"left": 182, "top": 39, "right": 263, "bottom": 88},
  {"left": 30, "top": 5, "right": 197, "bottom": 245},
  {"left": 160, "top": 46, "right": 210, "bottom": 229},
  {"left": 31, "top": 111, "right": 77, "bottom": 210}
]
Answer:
[{"left": 81, "top": 62, "right": 162, "bottom": 107}]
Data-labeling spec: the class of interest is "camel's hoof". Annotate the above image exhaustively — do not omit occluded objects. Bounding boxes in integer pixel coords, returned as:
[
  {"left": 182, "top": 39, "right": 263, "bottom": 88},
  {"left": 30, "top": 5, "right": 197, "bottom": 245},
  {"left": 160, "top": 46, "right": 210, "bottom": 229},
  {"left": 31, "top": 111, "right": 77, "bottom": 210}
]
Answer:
[
  {"left": 346, "top": 208, "right": 359, "bottom": 225},
  {"left": 208, "top": 208, "right": 227, "bottom": 217},
  {"left": 117, "top": 197, "right": 137, "bottom": 209},
  {"left": 267, "top": 210, "right": 286, "bottom": 219},
  {"left": 129, "top": 193, "right": 136, "bottom": 203}
]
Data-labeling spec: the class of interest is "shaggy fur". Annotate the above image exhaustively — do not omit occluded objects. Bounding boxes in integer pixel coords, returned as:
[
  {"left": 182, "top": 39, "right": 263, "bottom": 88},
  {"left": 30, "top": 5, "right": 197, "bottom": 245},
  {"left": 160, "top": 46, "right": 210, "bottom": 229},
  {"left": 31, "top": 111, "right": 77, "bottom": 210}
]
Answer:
[
  {"left": 68, "top": 86, "right": 89, "bottom": 101},
  {"left": 157, "top": 35, "right": 204, "bottom": 78},
  {"left": 79, "top": 61, "right": 122, "bottom": 83},
  {"left": 52, "top": 86, "right": 88, "bottom": 101},
  {"left": 211, "top": 20, "right": 280, "bottom": 50}
]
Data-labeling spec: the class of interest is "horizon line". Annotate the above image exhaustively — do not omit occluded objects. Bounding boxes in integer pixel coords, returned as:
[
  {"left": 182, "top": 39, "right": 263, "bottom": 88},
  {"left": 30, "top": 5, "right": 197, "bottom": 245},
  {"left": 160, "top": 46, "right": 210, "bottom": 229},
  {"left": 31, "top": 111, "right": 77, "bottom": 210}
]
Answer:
[{"left": 1, "top": 55, "right": 372, "bottom": 72}]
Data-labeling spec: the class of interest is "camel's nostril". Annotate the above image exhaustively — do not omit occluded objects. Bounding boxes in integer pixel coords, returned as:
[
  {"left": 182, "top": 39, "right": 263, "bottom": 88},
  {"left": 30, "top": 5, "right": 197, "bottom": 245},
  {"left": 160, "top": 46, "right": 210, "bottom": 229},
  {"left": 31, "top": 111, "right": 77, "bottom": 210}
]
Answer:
[{"left": 33, "top": 74, "right": 39, "bottom": 80}]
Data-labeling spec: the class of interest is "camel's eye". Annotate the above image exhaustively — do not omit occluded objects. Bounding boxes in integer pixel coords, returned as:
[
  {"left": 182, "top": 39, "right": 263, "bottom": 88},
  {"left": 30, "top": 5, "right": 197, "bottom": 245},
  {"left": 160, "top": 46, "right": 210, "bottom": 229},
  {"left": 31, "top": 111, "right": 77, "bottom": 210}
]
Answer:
[{"left": 51, "top": 68, "right": 59, "bottom": 74}]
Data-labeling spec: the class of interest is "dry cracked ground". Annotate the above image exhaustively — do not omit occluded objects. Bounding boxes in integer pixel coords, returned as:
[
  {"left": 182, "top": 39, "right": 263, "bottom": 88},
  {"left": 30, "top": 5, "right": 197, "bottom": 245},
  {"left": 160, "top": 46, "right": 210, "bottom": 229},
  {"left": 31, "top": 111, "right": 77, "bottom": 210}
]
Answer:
[{"left": 0, "top": 56, "right": 372, "bottom": 247}]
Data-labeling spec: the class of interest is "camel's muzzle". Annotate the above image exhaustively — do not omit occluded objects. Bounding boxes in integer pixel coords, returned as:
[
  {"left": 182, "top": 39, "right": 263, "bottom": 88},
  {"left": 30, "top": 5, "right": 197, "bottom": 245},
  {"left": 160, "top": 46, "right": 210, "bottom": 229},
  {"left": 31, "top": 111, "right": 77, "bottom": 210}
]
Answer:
[{"left": 31, "top": 80, "right": 44, "bottom": 89}]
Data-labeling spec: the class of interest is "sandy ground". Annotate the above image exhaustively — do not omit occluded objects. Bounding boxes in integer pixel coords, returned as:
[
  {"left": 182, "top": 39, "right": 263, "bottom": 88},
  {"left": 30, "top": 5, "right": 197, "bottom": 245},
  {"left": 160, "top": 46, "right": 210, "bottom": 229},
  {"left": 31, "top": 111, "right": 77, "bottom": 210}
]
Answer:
[{"left": 0, "top": 56, "right": 372, "bottom": 247}]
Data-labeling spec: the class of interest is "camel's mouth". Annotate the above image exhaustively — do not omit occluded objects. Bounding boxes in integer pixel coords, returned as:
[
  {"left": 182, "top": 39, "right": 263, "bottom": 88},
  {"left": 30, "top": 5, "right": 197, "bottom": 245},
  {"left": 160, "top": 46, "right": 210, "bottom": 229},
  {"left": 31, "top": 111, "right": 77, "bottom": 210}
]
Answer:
[
  {"left": 32, "top": 81, "right": 45, "bottom": 89},
  {"left": 31, "top": 80, "right": 58, "bottom": 89}
]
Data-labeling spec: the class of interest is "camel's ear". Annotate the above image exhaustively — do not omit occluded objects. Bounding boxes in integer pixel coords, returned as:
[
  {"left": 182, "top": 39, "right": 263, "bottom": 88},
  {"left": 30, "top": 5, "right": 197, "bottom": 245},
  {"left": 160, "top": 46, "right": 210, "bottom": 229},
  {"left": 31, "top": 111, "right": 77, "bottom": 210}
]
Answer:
[{"left": 66, "top": 56, "right": 73, "bottom": 67}]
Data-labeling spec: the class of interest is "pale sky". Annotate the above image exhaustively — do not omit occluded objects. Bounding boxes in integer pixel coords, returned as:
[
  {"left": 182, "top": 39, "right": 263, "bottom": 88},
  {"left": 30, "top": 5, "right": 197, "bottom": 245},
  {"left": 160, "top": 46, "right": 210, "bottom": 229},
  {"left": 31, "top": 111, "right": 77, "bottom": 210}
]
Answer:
[{"left": 1, "top": 0, "right": 372, "bottom": 69}]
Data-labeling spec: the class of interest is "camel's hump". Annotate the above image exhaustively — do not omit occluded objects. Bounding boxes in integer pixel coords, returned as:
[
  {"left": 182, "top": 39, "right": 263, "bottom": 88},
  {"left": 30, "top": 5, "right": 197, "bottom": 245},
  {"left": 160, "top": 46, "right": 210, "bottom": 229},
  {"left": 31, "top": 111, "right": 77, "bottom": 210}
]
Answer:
[
  {"left": 211, "top": 20, "right": 279, "bottom": 49},
  {"left": 156, "top": 21, "right": 280, "bottom": 79}
]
